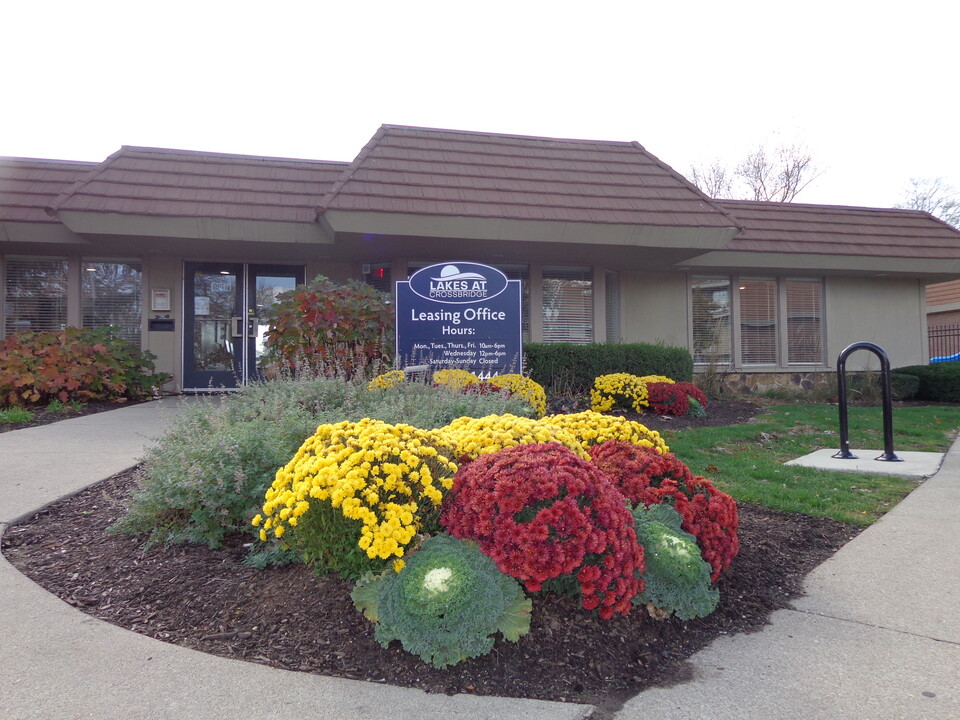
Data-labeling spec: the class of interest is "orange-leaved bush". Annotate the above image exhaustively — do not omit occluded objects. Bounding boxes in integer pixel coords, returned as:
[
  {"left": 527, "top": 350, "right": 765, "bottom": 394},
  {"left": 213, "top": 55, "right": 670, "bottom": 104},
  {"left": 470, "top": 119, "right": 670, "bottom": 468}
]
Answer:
[
  {"left": 441, "top": 442, "right": 643, "bottom": 619},
  {"left": 589, "top": 441, "right": 738, "bottom": 582},
  {"left": 262, "top": 275, "right": 393, "bottom": 379}
]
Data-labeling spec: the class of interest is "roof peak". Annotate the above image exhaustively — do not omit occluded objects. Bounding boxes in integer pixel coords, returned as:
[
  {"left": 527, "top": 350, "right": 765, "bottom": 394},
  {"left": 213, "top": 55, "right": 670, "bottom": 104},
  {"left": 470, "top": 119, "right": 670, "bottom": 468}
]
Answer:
[{"left": 378, "top": 123, "right": 639, "bottom": 147}]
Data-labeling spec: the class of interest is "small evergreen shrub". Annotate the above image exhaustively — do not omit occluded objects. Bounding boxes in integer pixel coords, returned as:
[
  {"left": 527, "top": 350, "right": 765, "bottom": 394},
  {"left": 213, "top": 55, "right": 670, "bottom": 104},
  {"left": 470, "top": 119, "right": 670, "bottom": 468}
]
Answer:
[
  {"left": 632, "top": 504, "right": 719, "bottom": 620},
  {"left": 0, "top": 327, "right": 170, "bottom": 408},
  {"left": 590, "top": 441, "right": 739, "bottom": 581},
  {"left": 894, "top": 364, "right": 960, "bottom": 403},
  {"left": 524, "top": 342, "right": 693, "bottom": 396},
  {"left": 442, "top": 443, "right": 644, "bottom": 619},
  {"left": 351, "top": 534, "right": 531, "bottom": 668}
]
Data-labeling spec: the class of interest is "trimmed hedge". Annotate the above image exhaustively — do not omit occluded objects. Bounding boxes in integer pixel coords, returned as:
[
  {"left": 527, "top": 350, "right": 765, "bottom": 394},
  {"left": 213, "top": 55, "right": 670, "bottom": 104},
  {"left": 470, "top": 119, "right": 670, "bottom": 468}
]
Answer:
[
  {"left": 894, "top": 363, "right": 960, "bottom": 403},
  {"left": 847, "top": 372, "right": 921, "bottom": 401},
  {"left": 524, "top": 343, "right": 693, "bottom": 396}
]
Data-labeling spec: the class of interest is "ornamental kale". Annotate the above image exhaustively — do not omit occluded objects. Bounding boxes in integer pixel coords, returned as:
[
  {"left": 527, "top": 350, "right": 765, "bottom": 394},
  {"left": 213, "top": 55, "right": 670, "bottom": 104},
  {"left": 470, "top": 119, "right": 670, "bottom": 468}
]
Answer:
[
  {"left": 351, "top": 534, "right": 532, "bottom": 669},
  {"left": 632, "top": 504, "right": 719, "bottom": 620}
]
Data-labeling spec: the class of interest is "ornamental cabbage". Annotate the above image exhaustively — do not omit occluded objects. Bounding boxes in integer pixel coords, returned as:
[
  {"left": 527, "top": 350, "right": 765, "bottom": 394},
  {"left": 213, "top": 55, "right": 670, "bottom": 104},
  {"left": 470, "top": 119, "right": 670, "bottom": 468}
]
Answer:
[
  {"left": 632, "top": 504, "right": 719, "bottom": 620},
  {"left": 352, "top": 534, "right": 532, "bottom": 668}
]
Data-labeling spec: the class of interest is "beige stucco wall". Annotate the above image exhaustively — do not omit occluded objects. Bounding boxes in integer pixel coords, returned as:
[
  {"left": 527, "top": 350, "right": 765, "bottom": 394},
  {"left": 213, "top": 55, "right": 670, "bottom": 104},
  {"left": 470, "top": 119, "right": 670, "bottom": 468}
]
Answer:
[
  {"left": 825, "top": 276, "right": 927, "bottom": 370},
  {"left": 143, "top": 256, "right": 182, "bottom": 391},
  {"left": 619, "top": 272, "right": 689, "bottom": 347}
]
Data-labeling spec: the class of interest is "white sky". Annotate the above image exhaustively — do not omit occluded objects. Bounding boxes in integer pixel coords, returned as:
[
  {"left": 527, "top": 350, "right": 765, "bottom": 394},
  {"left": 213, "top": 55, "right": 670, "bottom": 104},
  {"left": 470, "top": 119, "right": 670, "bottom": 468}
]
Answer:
[{"left": 3, "top": 0, "right": 957, "bottom": 209}]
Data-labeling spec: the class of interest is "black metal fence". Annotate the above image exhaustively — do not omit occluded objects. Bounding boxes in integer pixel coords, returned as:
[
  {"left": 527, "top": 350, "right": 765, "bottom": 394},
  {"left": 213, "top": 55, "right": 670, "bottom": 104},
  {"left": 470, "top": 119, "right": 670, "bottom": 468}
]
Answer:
[{"left": 929, "top": 324, "right": 960, "bottom": 360}]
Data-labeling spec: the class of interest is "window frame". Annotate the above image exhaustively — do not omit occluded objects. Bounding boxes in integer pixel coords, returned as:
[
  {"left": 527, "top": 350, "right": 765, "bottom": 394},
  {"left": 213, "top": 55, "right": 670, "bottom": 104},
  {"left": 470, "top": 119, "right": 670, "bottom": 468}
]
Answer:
[{"left": 691, "top": 274, "right": 825, "bottom": 369}]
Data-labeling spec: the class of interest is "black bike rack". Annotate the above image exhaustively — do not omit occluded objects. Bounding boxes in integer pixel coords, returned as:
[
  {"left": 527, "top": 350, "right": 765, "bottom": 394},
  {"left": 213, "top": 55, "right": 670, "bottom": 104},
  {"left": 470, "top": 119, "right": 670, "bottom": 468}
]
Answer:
[{"left": 833, "top": 342, "right": 902, "bottom": 462}]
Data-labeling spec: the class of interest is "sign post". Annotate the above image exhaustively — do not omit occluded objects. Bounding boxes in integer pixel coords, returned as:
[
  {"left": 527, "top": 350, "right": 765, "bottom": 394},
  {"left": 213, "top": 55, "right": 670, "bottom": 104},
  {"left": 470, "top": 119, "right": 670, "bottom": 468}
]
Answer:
[{"left": 395, "top": 262, "right": 522, "bottom": 378}]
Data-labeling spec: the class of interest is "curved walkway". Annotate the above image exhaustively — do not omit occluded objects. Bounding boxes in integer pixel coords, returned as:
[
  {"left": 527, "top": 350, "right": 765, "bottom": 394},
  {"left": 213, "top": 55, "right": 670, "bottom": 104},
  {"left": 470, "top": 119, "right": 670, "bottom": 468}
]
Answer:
[{"left": 1, "top": 399, "right": 958, "bottom": 719}]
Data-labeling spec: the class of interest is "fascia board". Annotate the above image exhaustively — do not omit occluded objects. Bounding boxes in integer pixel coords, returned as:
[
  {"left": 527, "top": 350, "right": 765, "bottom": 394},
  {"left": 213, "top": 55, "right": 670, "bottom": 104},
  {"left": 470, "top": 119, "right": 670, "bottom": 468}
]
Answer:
[
  {"left": 56, "top": 211, "right": 332, "bottom": 245},
  {"left": 322, "top": 210, "right": 738, "bottom": 251}
]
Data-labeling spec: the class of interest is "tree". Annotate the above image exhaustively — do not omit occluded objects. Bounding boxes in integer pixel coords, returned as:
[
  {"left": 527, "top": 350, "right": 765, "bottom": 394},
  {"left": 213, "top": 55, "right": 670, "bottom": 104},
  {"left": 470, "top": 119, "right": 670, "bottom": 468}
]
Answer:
[
  {"left": 690, "top": 143, "right": 819, "bottom": 202},
  {"left": 895, "top": 177, "right": 959, "bottom": 228}
]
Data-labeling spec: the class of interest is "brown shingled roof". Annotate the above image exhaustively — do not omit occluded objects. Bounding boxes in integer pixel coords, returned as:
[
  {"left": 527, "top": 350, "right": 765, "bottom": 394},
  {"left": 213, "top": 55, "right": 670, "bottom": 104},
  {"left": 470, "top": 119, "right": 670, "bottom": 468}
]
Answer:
[
  {"left": 51, "top": 147, "right": 348, "bottom": 224},
  {"left": 0, "top": 157, "right": 97, "bottom": 223},
  {"left": 716, "top": 200, "right": 960, "bottom": 259},
  {"left": 319, "top": 125, "right": 737, "bottom": 228}
]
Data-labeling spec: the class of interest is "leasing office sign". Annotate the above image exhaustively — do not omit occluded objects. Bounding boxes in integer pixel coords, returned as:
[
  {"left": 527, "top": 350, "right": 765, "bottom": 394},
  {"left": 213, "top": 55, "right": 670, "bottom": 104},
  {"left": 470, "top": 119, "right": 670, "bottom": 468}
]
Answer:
[{"left": 395, "top": 262, "right": 522, "bottom": 378}]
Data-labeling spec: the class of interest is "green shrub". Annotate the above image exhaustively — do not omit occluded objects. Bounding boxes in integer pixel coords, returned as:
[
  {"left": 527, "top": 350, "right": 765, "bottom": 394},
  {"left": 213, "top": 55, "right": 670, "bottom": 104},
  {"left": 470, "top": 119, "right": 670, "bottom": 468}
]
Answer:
[
  {"left": 262, "top": 275, "right": 394, "bottom": 378},
  {"left": 0, "top": 327, "right": 170, "bottom": 408},
  {"left": 524, "top": 342, "right": 693, "bottom": 396},
  {"left": 111, "top": 390, "right": 328, "bottom": 548},
  {"left": 632, "top": 504, "right": 719, "bottom": 620},
  {"left": 894, "top": 363, "right": 960, "bottom": 403},
  {"left": 351, "top": 534, "right": 532, "bottom": 668}
]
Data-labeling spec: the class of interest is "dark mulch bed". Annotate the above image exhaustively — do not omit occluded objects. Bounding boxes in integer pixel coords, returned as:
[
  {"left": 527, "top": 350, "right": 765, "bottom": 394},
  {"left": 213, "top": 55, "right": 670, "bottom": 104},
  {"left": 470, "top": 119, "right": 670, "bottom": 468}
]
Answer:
[{"left": 1, "top": 398, "right": 860, "bottom": 710}]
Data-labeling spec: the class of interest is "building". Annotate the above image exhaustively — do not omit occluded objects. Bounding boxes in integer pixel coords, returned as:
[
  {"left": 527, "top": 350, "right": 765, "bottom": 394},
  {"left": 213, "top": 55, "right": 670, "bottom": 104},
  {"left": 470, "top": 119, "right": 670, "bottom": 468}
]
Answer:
[{"left": 3, "top": 125, "right": 960, "bottom": 392}]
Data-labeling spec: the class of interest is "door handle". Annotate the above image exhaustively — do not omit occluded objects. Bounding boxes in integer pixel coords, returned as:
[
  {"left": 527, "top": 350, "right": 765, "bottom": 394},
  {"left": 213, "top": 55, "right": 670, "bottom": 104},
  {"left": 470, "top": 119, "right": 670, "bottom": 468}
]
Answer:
[{"left": 231, "top": 317, "right": 244, "bottom": 338}]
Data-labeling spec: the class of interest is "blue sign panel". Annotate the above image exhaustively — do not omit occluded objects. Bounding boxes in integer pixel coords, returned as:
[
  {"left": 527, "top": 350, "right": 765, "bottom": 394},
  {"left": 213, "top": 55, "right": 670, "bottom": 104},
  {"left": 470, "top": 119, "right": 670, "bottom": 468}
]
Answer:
[{"left": 396, "top": 262, "right": 522, "bottom": 378}]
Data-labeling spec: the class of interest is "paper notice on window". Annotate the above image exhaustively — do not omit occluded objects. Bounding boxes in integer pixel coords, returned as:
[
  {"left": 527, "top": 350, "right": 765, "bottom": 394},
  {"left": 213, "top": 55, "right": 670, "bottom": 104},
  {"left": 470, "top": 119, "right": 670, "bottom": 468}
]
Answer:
[{"left": 195, "top": 296, "right": 211, "bottom": 316}]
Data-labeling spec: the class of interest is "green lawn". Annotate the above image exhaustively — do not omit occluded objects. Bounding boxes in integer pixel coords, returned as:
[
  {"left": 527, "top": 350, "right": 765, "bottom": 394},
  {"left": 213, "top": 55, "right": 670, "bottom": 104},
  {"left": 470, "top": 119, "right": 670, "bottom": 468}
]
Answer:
[{"left": 660, "top": 404, "right": 960, "bottom": 526}]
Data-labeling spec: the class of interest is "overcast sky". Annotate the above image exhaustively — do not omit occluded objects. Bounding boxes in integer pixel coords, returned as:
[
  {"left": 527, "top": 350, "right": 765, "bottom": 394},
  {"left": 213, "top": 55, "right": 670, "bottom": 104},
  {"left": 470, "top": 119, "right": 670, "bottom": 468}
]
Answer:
[{"left": 3, "top": 0, "right": 957, "bottom": 209}]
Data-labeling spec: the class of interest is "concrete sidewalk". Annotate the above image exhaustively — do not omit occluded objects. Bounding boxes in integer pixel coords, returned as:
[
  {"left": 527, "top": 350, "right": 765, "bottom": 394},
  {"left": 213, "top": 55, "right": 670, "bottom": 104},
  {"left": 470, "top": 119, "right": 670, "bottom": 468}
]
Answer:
[{"left": 1, "top": 400, "right": 958, "bottom": 719}]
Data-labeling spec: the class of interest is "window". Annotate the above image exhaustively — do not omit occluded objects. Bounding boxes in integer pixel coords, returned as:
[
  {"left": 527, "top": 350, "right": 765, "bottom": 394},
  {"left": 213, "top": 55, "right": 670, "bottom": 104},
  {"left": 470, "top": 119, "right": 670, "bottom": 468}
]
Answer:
[
  {"left": 3, "top": 257, "right": 68, "bottom": 336},
  {"left": 82, "top": 260, "right": 143, "bottom": 345},
  {"left": 363, "top": 263, "right": 392, "bottom": 294},
  {"left": 691, "top": 277, "right": 731, "bottom": 364},
  {"left": 739, "top": 279, "right": 777, "bottom": 365},
  {"left": 786, "top": 279, "right": 823, "bottom": 364},
  {"left": 542, "top": 266, "right": 593, "bottom": 343},
  {"left": 691, "top": 275, "right": 823, "bottom": 367}
]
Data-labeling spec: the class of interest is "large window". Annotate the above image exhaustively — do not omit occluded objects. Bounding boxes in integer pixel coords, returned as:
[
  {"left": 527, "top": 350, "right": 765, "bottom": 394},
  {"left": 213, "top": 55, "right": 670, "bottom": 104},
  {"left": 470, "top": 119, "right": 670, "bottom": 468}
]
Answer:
[
  {"left": 785, "top": 279, "right": 823, "bottom": 364},
  {"left": 3, "top": 257, "right": 68, "bottom": 336},
  {"left": 82, "top": 260, "right": 143, "bottom": 345},
  {"left": 542, "top": 266, "right": 592, "bottom": 343},
  {"left": 691, "top": 277, "right": 731, "bottom": 364},
  {"left": 739, "top": 279, "right": 777, "bottom": 365},
  {"left": 691, "top": 275, "right": 823, "bottom": 367}
]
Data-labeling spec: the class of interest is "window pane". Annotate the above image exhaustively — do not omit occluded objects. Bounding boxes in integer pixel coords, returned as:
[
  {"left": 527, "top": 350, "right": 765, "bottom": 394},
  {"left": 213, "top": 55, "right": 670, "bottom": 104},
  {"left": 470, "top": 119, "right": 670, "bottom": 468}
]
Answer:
[
  {"left": 691, "top": 277, "right": 731, "bottom": 364},
  {"left": 82, "top": 261, "right": 143, "bottom": 345},
  {"left": 786, "top": 279, "right": 823, "bottom": 364},
  {"left": 4, "top": 257, "right": 68, "bottom": 336},
  {"left": 542, "top": 266, "right": 592, "bottom": 343},
  {"left": 739, "top": 279, "right": 777, "bottom": 364},
  {"left": 605, "top": 270, "right": 620, "bottom": 343},
  {"left": 363, "top": 263, "right": 392, "bottom": 294}
]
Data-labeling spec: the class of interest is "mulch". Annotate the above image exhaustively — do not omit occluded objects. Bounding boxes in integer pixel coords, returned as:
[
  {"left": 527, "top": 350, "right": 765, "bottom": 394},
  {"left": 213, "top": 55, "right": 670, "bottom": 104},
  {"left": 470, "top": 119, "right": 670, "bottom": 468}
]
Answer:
[{"left": 1, "top": 398, "right": 860, "bottom": 710}]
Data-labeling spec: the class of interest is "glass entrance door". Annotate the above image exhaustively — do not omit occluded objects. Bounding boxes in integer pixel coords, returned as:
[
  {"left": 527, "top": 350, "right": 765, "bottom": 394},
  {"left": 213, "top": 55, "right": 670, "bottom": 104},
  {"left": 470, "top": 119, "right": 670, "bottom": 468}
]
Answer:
[{"left": 183, "top": 262, "right": 303, "bottom": 389}]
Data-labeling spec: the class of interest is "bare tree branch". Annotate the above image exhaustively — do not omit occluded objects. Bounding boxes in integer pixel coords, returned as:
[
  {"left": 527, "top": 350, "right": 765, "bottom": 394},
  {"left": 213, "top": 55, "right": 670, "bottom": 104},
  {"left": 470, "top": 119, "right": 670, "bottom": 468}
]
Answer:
[{"left": 895, "top": 177, "right": 960, "bottom": 227}]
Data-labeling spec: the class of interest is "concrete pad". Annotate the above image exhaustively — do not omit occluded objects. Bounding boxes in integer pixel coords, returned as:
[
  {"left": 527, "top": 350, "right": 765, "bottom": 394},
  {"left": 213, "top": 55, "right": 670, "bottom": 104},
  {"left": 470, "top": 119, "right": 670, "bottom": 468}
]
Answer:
[
  {"left": 785, "top": 448, "right": 944, "bottom": 479},
  {"left": 617, "top": 609, "right": 960, "bottom": 720},
  {"left": 0, "top": 554, "right": 591, "bottom": 720}
]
